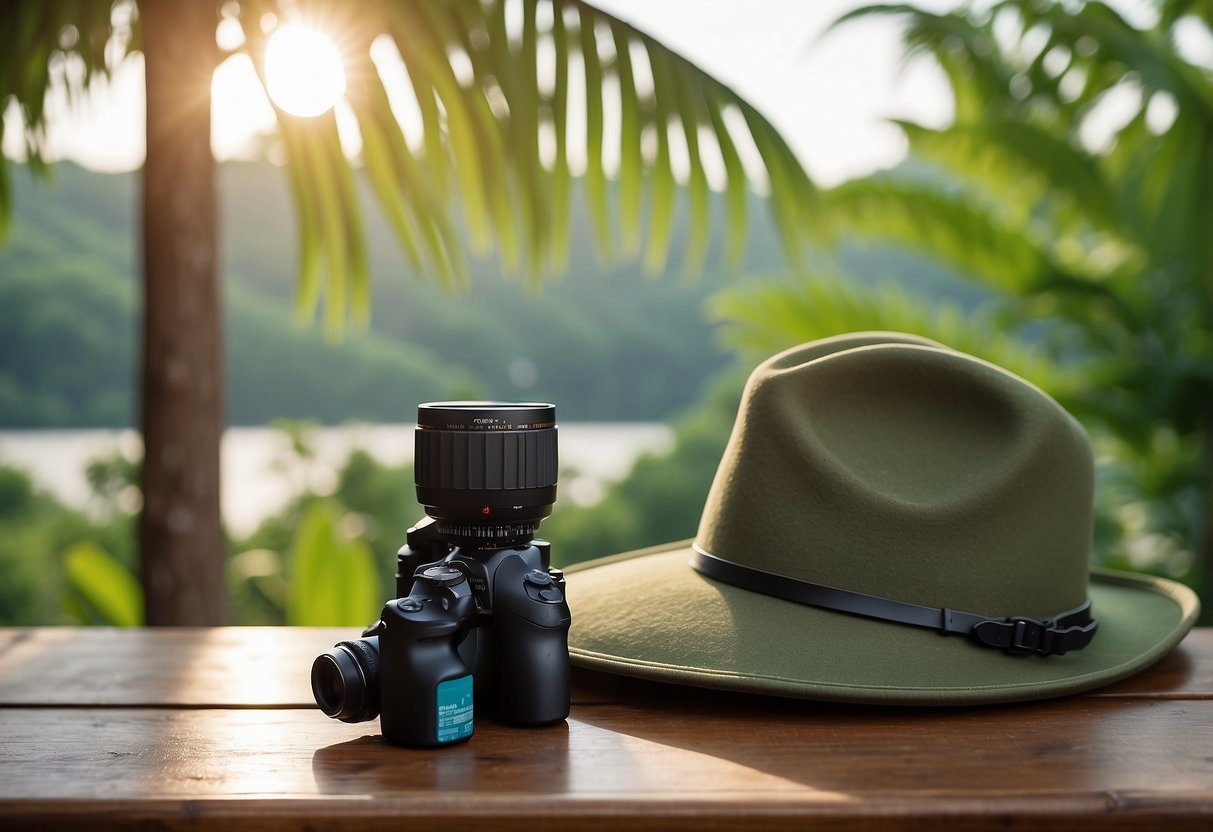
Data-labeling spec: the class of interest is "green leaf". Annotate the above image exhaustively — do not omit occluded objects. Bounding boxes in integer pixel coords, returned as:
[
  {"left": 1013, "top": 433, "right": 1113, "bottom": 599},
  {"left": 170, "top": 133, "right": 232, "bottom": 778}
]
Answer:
[
  {"left": 348, "top": 62, "right": 425, "bottom": 274},
  {"left": 62, "top": 542, "right": 144, "bottom": 628},
  {"left": 833, "top": 5, "right": 1016, "bottom": 122},
  {"left": 894, "top": 118, "right": 1125, "bottom": 234},
  {"left": 282, "top": 137, "right": 323, "bottom": 324},
  {"left": 425, "top": 2, "right": 516, "bottom": 283},
  {"left": 0, "top": 161, "right": 9, "bottom": 241},
  {"left": 286, "top": 502, "right": 379, "bottom": 627},
  {"left": 355, "top": 63, "right": 465, "bottom": 286},
  {"left": 822, "top": 177, "right": 1055, "bottom": 295},
  {"left": 324, "top": 113, "right": 370, "bottom": 328},
  {"left": 1, "top": 0, "right": 125, "bottom": 237},
  {"left": 518, "top": 0, "right": 549, "bottom": 280},
  {"left": 394, "top": 2, "right": 494, "bottom": 258},
  {"left": 475, "top": 0, "right": 539, "bottom": 278},
  {"left": 579, "top": 6, "right": 613, "bottom": 261},
  {"left": 414, "top": 80, "right": 450, "bottom": 197},
  {"left": 1036, "top": 2, "right": 1213, "bottom": 116},
  {"left": 703, "top": 89, "right": 748, "bottom": 269},
  {"left": 642, "top": 42, "right": 677, "bottom": 275},
  {"left": 742, "top": 105, "right": 804, "bottom": 265},
  {"left": 672, "top": 64, "right": 710, "bottom": 274},
  {"left": 291, "top": 117, "right": 350, "bottom": 340},
  {"left": 612, "top": 20, "right": 644, "bottom": 257},
  {"left": 550, "top": 0, "right": 573, "bottom": 273},
  {"left": 708, "top": 276, "right": 1083, "bottom": 403}
]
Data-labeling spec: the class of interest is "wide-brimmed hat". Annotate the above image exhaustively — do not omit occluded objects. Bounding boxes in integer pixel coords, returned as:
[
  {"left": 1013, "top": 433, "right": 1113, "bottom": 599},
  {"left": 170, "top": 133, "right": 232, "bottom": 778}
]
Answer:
[{"left": 566, "top": 333, "right": 1200, "bottom": 704}]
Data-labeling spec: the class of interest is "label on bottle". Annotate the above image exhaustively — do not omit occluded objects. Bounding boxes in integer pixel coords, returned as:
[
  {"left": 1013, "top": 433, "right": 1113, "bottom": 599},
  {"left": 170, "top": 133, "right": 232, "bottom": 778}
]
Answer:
[{"left": 435, "top": 675, "right": 474, "bottom": 744}]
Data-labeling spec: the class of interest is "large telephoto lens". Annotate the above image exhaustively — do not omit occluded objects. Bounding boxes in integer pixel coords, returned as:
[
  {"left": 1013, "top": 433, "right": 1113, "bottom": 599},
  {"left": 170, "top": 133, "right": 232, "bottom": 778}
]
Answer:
[{"left": 414, "top": 402, "right": 557, "bottom": 546}]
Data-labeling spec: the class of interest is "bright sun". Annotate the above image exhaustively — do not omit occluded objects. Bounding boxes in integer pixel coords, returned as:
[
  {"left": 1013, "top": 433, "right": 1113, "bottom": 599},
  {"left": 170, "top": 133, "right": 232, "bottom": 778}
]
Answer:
[{"left": 263, "top": 25, "right": 346, "bottom": 117}]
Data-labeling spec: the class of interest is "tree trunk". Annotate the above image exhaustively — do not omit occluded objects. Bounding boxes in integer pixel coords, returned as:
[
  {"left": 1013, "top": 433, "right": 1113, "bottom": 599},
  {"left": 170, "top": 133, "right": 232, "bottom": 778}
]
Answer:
[
  {"left": 138, "top": 0, "right": 226, "bottom": 624},
  {"left": 1201, "top": 417, "right": 1213, "bottom": 626}
]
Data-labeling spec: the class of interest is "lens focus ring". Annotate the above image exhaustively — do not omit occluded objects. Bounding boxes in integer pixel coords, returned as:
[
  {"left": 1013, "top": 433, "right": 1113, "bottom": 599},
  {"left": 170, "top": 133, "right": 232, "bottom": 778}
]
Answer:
[
  {"left": 414, "top": 401, "right": 558, "bottom": 546},
  {"left": 415, "top": 428, "right": 557, "bottom": 491}
]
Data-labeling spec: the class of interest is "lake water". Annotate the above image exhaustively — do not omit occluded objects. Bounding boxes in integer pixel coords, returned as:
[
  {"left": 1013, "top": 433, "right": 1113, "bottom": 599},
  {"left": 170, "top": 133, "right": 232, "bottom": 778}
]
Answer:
[{"left": 0, "top": 423, "right": 674, "bottom": 535}]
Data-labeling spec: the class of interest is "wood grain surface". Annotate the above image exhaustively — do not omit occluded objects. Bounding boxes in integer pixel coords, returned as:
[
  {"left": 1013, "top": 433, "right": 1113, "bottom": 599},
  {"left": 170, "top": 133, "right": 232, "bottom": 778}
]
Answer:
[
  {"left": 1, "top": 627, "right": 1209, "bottom": 706},
  {"left": 1, "top": 627, "right": 1210, "bottom": 832}
]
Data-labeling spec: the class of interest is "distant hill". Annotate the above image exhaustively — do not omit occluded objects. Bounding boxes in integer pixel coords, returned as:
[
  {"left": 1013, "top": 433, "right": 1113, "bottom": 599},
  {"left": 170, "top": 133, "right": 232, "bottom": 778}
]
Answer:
[
  {"left": 0, "top": 161, "right": 791, "bottom": 427},
  {"left": 0, "top": 160, "right": 967, "bottom": 427}
]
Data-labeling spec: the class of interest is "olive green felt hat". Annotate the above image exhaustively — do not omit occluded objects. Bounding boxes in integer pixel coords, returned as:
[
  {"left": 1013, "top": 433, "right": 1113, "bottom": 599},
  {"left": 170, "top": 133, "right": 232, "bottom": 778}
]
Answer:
[{"left": 566, "top": 333, "right": 1200, "bottom": 704}]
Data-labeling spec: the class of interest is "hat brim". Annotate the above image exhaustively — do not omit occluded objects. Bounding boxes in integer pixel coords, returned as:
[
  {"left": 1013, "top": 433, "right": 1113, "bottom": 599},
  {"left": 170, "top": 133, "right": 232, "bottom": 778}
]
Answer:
[{"left": 565, "top": 542, "right": 1200, "bottom": 705}]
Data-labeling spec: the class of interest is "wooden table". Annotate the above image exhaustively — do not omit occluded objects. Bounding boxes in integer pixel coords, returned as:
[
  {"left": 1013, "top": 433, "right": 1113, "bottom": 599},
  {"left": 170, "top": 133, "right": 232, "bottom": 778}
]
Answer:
[{"left": 0, "top": 627, "right": 1210, "bottom": 831}]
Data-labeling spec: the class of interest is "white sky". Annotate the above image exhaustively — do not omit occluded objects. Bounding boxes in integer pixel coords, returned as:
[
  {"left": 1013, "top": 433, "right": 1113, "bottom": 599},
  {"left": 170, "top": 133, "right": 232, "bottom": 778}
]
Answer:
[{"left": 1, "top": 1, "right": 969, "bottom": 187}]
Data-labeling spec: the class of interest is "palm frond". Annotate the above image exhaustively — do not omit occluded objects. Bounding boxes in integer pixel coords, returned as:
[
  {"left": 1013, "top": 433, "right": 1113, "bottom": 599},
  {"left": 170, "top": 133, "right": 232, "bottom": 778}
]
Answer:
[
  {"left": 707, "top": 275, "right": 1084, "bottom": 403},
  {"left": 673, "top": 65, "right": 711, "bottom": 275},
  {"left": 610, "top": 20, "right": 643, "bottom": 258},
  {"left": 893, "top": 118, "right": 1127, "bottom": 235},
  {"left": 1158, "top": 0, "right": 1213, "bottom": 29},
  {"left": 702, "top": 84, "right": 748, "bottom": 269},
  {"left": 549, "top": 4, "right": 573, "bottom": 272},
  {"left": 641, "top": 41, "right": 677, "bottom": 275},
  {"left": 0, "top": 0, "right": 128, "bottom": 236},
  {"left": 821, "top": 177, "right": 1058, "bottom": 295},
  {"left": 241, "top": 0, "right": 816, "bottom": 327},
  {"left": 833, "top": 5, "right": 1016, "bottom": 122},
  {"left": 4, "top": 0, "right": 818, "bottom": 329},
  {"left": 1022, "top": 2, "right": 1213, "bottom": 117},
  {"left": 577, "top": 4, "right": 612, "bottom": 264}
]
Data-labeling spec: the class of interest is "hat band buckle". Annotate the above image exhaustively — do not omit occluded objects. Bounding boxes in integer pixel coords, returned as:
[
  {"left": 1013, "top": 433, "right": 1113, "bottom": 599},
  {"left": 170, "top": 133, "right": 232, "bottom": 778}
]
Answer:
[{"left": 690, "top": 547, "right": 1098, "bottom": 657}]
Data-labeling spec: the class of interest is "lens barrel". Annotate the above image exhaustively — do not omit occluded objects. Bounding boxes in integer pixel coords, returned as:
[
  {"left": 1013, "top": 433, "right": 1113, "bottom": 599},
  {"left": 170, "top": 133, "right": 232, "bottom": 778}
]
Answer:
[{"left": 415, "top": 402, "right": 557, "bottom": 546}]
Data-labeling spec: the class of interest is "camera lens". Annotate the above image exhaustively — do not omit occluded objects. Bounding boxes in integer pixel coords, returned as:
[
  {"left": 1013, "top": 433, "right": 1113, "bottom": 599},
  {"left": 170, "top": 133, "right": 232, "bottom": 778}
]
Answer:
[
  {"left": 311, "top": 638, "right": 380, "bottom": 723},
  {"left": 415, "top": 401, "right": 557, "bottom": 547}
]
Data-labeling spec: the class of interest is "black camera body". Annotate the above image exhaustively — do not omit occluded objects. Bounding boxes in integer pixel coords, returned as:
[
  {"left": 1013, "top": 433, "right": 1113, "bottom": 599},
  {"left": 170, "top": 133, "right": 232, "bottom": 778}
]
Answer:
[{"left": 310, "top": 402, "right": 571, "bottom": 748}]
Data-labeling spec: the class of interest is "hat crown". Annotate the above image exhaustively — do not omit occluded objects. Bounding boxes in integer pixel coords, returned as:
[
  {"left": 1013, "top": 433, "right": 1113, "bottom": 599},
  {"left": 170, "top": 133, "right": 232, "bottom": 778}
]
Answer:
[{"left": 694, "top": 333, "right": 1094, "bottom": 619}]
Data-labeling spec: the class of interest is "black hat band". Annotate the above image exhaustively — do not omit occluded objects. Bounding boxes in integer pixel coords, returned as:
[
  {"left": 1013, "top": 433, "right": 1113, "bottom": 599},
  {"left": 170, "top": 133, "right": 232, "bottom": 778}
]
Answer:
[{"left": 690, "top": 547, "right": 1098, "bottom": 657}]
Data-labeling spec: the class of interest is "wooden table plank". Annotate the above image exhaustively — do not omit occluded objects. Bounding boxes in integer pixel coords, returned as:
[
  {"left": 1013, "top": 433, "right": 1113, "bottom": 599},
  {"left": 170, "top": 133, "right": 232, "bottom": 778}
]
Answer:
[
  {"left": 0, "top": 627, "right": 349, "bottom": 707},
  {"left": 6, "top": 793, "right": 1213, "bottom": 832},
  {"left": 1, "top": 628, "right": 1210, "bottom": 707},
  {"left": 1, "top": 701, "right": 1211, "bottom": 830},
  {"left": 8, "top": 795, "right": 1213, "bottom": 832},
  {"left": 2, "top": 628, "right": 1211, "bottom": 831}
]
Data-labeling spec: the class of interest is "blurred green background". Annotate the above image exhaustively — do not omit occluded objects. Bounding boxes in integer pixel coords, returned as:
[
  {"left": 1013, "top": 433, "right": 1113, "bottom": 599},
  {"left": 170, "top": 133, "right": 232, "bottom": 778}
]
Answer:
[{"left": 1, "top": 0, "right": 1209, "bottom": 626}]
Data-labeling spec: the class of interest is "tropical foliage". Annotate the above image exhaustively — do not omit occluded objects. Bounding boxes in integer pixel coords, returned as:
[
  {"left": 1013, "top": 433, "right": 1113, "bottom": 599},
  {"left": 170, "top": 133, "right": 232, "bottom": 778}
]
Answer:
[
  {"left": 2, "top": 0, "right": 819, "bottom": 622},
  {"left": 7, "top": 0, "right": 1210, "bottom": 622},
  {"left": 712, "top": 0, "right": 1213, "bottom": 606},
  {"left": 2, "top": 0, "right": 815, "bottom": 332},
  {"left": 0, "top": 435, "right": 410, "bottom": 627}
]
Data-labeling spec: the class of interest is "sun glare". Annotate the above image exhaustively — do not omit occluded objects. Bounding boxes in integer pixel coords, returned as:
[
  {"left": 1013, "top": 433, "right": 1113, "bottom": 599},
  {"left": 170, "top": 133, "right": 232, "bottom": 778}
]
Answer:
[{"left": 263, "top": 25, "right": 346, "bottom": 117}]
